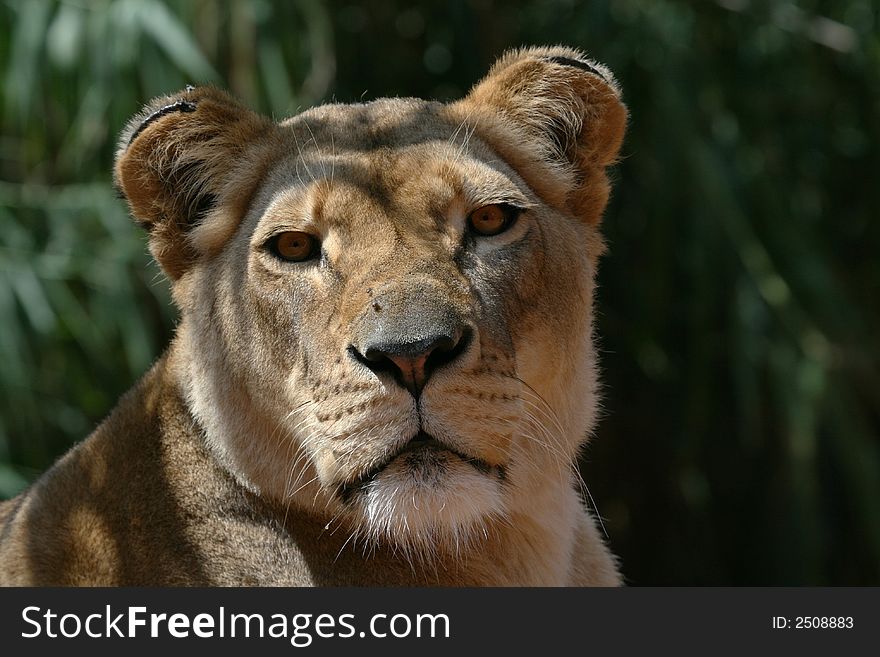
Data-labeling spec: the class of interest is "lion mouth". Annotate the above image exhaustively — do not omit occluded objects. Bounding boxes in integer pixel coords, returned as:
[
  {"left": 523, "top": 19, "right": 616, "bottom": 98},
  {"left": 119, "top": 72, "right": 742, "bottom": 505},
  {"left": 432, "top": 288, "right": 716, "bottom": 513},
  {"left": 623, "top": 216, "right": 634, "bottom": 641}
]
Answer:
[
  {"left": 397, "top": 431, "right": 445, "bottom": 455},
  {"left": 337, "top": 431, "right": 500, "bottom": 503}
]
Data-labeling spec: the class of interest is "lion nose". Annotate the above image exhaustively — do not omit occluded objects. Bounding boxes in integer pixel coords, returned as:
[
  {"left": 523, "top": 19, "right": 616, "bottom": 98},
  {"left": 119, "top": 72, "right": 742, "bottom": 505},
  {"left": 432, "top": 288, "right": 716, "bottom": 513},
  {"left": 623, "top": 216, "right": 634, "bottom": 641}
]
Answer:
[
  {"left": 358, "top": 332, "right": 467, "bottom": 397},
  {"left": 350, "top": 285, "right": 472, "bottom": 397}
]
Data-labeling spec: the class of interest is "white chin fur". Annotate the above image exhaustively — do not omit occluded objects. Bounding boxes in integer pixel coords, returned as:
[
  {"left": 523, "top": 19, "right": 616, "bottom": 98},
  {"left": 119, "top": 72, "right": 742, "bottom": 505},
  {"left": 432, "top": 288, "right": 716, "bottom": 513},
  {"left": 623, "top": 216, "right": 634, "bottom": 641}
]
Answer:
[{"left": 357, "top": 457, "right": 506, "bottom": 553}]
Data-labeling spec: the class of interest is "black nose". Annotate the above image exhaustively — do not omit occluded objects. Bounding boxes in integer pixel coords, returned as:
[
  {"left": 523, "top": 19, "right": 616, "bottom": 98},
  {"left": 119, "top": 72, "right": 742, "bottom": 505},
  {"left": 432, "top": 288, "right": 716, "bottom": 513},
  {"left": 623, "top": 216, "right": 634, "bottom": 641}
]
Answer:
[{"left": 352, "top": 328, "right": 470, "bottom": 397}]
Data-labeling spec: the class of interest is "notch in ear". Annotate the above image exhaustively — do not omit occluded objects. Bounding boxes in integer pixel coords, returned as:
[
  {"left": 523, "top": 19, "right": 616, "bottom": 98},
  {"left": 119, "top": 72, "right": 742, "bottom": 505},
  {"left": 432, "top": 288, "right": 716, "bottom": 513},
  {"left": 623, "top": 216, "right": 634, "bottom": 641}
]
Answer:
[
  {"left": 114, "top": 87, "right": 276, "bottom": 279},
  {"left": 458, "top": 46, "right": 628, "bottom": 223}
]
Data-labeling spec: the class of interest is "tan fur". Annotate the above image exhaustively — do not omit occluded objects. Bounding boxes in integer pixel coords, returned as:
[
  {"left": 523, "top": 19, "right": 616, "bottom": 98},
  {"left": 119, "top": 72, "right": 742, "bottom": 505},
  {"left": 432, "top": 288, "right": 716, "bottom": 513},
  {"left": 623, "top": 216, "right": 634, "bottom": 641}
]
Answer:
[{"left": 0, "top": 46, "right": 627, "bottom": 586}]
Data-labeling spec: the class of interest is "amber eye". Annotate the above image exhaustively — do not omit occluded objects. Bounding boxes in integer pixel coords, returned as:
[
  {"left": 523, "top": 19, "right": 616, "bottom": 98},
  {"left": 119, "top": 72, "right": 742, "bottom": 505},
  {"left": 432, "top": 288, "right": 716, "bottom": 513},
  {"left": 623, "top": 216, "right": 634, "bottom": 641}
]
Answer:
[
  {"left": 269, "top": 231, "right": 319, "bottom": 262},
  {"left": 467, "top": 204, "right": 520, "bottom": 237}
]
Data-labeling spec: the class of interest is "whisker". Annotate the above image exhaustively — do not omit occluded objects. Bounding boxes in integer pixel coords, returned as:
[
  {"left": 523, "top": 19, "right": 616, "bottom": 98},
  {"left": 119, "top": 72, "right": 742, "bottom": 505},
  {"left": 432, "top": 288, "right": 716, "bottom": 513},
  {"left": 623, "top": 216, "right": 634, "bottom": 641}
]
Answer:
[{"left": 510, "top": 376, "right": 610, "bottom": 539}]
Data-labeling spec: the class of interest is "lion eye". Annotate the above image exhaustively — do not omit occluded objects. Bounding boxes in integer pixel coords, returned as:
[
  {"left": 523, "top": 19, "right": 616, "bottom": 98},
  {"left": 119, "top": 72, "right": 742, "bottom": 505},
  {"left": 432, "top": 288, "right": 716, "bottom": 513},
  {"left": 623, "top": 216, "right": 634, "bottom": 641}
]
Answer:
[
  {"left": 269, "top": 231, "right": 319, "bottom": 262},
  {"left": 467, "top": 204, "right": 520, "bottom": 237}
]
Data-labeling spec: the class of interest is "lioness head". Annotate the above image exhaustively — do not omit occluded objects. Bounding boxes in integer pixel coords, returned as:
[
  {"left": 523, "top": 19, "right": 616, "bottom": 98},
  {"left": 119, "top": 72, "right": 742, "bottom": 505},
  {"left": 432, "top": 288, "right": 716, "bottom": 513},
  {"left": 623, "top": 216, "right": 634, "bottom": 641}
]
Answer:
[{"left": 114, "top": 47, "right": 626, "bottom": 554}]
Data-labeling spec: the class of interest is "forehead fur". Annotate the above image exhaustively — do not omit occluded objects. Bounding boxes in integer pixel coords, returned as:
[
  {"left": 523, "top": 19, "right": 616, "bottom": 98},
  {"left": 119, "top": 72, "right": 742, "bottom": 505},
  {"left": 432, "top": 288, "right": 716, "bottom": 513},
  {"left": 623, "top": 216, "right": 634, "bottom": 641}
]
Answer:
[{"left": 252, "top": 99, "right": 534, "bottom": 224}]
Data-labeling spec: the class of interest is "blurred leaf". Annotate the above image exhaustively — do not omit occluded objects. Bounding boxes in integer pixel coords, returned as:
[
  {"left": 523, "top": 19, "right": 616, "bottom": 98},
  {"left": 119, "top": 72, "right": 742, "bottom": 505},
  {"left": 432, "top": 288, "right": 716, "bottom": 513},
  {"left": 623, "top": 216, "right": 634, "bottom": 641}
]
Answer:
[
  {"left": 0, "top": 464, "right": 28, "bottom": 499},
  {"left": 3, "top": 0, "right": 52, "bottom": 121},
  {"left": 129, "top": 0, "right": 219, "bottom": 83}
]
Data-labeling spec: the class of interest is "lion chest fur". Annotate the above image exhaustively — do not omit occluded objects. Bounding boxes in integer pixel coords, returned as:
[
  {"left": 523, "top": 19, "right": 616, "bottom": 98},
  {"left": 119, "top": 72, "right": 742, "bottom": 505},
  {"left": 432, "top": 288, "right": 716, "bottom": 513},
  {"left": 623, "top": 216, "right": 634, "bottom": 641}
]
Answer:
[{"left": 0, "top": 46, "right": 626, "bottom": 586}]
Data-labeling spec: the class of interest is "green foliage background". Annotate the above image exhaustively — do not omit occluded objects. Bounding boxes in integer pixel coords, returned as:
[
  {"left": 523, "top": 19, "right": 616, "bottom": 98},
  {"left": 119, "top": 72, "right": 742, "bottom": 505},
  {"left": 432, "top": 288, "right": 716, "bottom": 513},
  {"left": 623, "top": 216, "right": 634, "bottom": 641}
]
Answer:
[{"left": 1, "top": 0, "right": 878, "bottom": 585}]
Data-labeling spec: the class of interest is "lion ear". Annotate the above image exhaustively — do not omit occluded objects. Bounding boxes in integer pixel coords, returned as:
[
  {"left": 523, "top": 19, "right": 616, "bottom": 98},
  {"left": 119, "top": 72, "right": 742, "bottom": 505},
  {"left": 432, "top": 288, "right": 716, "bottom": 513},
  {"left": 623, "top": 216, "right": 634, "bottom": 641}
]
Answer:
[
  {"left": 459, "top": 46, "right": 627, "bottom": 223},
  {"left": 114, "top": 87, "right": 276, "bottom": 279}
]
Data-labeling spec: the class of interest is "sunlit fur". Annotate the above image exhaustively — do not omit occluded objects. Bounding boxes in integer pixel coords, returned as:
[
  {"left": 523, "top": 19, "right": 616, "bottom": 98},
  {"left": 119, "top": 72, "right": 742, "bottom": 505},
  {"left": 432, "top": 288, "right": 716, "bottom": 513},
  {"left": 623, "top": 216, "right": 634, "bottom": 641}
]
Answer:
[{"left": 0, "top": 46, "right": 627, "bottom": 585}]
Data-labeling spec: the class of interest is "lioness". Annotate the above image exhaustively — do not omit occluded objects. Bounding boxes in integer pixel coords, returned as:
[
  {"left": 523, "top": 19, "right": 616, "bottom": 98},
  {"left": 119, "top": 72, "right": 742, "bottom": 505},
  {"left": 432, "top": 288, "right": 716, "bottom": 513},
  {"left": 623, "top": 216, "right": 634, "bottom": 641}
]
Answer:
[{"left": 0, "top": 46, "right": 626, "bottom": 585}]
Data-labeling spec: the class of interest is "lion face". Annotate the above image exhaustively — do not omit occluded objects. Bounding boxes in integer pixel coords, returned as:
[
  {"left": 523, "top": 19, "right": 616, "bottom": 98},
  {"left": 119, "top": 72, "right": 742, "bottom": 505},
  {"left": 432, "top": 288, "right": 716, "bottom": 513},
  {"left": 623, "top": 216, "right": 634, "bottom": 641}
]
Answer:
[{"left": 114, "top": 47, "right": 626, "bottom": 552}]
